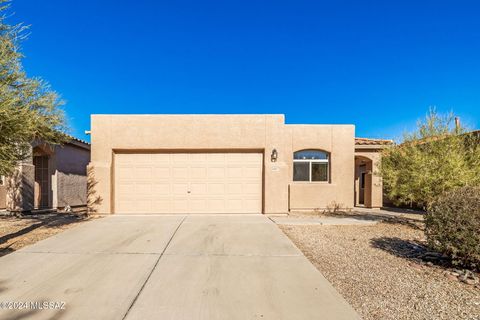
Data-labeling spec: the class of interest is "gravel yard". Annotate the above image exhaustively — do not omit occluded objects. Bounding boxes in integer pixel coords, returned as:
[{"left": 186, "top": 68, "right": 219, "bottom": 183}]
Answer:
[
  {"left": 280, "top": 217, "right": 480, "bottom": 320},
  {"left": 0, "top": 213, "right": 94, "bottom": 257}
]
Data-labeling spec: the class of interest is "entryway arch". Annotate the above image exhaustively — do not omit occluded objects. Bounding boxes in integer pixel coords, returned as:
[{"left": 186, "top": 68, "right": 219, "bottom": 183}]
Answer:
[{"left": 354, "top": 155, "right": 374, "bottom": 207}]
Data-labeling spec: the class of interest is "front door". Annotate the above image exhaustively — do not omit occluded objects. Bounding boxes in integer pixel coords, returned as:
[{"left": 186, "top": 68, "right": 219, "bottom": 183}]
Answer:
[{"left": 34, "top": 155, "right": 50, "bottom": 208}]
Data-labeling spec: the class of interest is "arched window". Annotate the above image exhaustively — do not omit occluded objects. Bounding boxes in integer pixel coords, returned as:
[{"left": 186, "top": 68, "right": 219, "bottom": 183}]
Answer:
[{"left": 293, "top": 150, "right": 329, "bottom": 182}]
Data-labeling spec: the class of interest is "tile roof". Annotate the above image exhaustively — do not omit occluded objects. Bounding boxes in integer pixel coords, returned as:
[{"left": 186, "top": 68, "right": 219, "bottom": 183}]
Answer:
[
  {"left": 355, "top": 137, "right": 393, "bottom": 146},
  {"left": 65, "top": 134, "right": 90, "bottom": 146}
]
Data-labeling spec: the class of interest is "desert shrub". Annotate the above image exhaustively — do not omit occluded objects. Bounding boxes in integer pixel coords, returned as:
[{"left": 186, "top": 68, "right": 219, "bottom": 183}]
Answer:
[
  {"left": 380, "top": 110, "right": 480, "bottom": 209},
  {"left": 425, "top": 186, "right": 480, "bottom": 270}
]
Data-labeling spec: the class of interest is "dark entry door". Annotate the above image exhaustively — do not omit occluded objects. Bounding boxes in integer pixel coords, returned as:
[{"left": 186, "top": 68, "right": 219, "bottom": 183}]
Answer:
[
  {"left": 359, "top": 165, "right": 366, "bottom": 205},
  {"left": 34, "top": 156, "right": 49, "bottom": 208}
]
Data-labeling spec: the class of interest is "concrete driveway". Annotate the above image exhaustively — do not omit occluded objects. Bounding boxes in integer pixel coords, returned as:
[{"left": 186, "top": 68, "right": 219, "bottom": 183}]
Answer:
[{"left": 0, "top": 215, "right": 360, "bottom": 320}]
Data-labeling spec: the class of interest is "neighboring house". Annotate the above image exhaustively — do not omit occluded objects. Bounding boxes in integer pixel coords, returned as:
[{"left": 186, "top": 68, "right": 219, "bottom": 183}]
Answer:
[
  {"left": 88, "top": 114, "right": 391, "bottom": 214},
  {"left": 0, "top": 136, "right": 91, "bottom": 212}
]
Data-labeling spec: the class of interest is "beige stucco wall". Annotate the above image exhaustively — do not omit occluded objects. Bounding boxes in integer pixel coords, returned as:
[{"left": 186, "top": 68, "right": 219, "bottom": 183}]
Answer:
[
  {"left": 89, "top": 114, "right": 356, "bottom": 214},
  {"left": 5, "top": 161, "right": 35, "bottom": 212},
  {"left": 288, "top": 125, "right": 355, "bottom": 210}
]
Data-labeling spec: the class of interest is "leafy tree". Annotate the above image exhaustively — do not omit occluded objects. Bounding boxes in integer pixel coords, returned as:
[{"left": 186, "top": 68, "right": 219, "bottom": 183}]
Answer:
[
  {"left": 0, "top": 0, "right": 66, "bottom": 176},
  {"left": 380, "top": 109, "right": 480, "bottom": 209}
]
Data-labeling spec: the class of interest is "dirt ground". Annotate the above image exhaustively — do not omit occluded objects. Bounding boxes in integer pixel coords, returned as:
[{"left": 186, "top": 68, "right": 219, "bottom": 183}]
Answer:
[{"left": 0, "top": 213, "right": 95, "bottom": 257}]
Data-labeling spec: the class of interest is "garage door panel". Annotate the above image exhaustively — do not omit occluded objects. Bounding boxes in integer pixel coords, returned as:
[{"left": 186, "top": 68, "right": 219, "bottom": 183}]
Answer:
[
  {"left": 135, "top": 182, "right": 152, "bottom": 194},
  {"left": 153, "top": 167, "right": 170, "bottom": 177},
  {"left": 172, "top": 154, "right": 189, "bottom": 162},
  {"left": 129, "top": 153, "right": 152, "bottom": 164},
  {"left": 226, "top": 153, "right": 243, "bottom": 161},
  {"left": 135, "top": 200, "right": 152, "bottom": 212},
  {"left": 227, "top": 183, "right": 242, "bottom": 194},
  {"left": 208, "top": 183, "right": 225, "bottom": 194},
  {"left": 226, "top": 199, "right": 243, "bottom": 212},
  {"left": 208, "top": 167, "right": 225, "bottom": 179},
  {"left": 114, "top": 152, "right": 262, "bottom": 214},
  {"left": 173, "top": 183, "right": 188, "bottom": 194},
  {"left": 117, "top": 199, "right": 151, "bottom": 213},
  {"left": 226, "top": 167, "right": 242, "bottom": 178},
  {"left": 190, "top": 153, "right": 207, "bottom": 161},
  {"left": 243, "top": 199, "right": 261, "bottom": 212},
  {"left": 151, "top": 153, "right": 170, "bottom": 162},
  {"left": 244, "top": 153, "right": 262, "bottom": 162},
  {"left": 244, "top": 167, "right": 262, "bottom": 178},
  {"left": 116, "top": 166, "right": 132, "bottom": 178},
  {"left": 207, "top": 154, "right": 225, "bottom": 162},
  {"left": 115, "top": 200, "right": 131, "bottom": 212},
  {"left": 190, "top": 183, "right": 207, "bottom": 194},
  {"left": 173, "top": 199, "right": 188, "bottom": 212},
  {"left": 134, "top": 166, "right": 153, "bottom": 179},
  {"left": 190, "top": 167, "right": 207, "bottom": 179},
  {"left": 173, "top": 167, "right": 188, "bottom": 178},
  {"left": 116, "top": 182, "right": 133, "bottom": 195},
  {"left": 245, "top": 183, "right": 262, "bottom": 194},
  {"left": 152, "top": 199, "right": 172, "bottom": 213},
  {"left": 208, "top": 199, "right": 225, "bottom": 211},
  {"left": 130, "top": 194, "right": 153, "bottom": 202},
  {"left": 152, "top": 183, "right": 170, "bottom": 194},
  {"left": 189, "top": 199, "right": 207, "bottom": 212}
]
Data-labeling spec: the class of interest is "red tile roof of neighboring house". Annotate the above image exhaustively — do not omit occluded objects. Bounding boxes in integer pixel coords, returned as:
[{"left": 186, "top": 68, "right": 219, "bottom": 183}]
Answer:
[{"left": 355, "top": 137, "right": 393, "bottom": 146}]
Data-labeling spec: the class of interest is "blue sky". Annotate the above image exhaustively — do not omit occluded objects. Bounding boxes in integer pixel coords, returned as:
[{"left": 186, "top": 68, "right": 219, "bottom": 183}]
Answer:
[{"left": 9, "top": 0, "right": 480, "bottom": 142}]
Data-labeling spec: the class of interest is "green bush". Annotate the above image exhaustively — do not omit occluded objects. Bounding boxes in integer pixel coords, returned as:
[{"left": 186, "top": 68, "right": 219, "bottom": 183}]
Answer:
[
  {"left": 380, "top": 110, "right": 480, "bottom": 209},
  {"left": 425, "top": 186, "right": 480, "bottom": 270}
]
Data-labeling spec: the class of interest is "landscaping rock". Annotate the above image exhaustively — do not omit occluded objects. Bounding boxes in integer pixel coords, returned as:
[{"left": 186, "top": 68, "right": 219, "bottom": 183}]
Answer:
[
  {"left": 445, "top": 273, "right": 459, "bottom": 281},
  {"left": 462, "top": 278, "right": 479, "bottom": 285},
  {"left": 280, "top": 222, "right": 480, "bottom": 320}
]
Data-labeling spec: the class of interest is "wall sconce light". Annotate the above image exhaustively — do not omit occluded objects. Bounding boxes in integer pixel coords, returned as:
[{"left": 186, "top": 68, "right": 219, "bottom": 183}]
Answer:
[{"left": 271, "top": 148, "right": 278, "bottom": 162}]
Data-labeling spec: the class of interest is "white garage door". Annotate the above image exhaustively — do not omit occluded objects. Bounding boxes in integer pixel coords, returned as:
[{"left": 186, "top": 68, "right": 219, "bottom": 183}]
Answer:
[{"left": 114, "top": 152, "right": 263, "bottom": 214}]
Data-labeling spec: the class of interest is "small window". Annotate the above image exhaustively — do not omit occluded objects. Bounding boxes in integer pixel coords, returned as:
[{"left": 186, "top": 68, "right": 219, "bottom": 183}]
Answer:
[
  {"left": 0, "top": 175, "right": 4, "bottom": 186},
  {"left": 293, "top": 150, "right": 329, "bottom": 182}
]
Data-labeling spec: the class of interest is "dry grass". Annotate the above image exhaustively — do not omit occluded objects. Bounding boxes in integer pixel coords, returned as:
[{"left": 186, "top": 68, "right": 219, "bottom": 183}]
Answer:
[{"left": 280, "top": 221, "right": 480, "bottom": 320}]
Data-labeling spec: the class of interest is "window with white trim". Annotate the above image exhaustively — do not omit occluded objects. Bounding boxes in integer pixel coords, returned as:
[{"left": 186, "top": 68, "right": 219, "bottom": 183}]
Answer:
[{"left": 293, "top": 150, "right": 329, "bottom": 182}]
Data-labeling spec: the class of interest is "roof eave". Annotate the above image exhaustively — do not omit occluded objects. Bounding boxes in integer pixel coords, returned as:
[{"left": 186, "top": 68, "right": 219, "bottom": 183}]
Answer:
[{"left": 67, "top": 139, "right": 91, "bottom": 150}]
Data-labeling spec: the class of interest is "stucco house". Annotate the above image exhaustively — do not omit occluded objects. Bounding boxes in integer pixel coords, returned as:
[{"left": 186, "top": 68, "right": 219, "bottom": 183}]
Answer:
[
  {"left": 0, "top": 136, "right": 91, "bottom": 212},
  {"left": 88, "top": 114, "right": 391, "bottom": 214}
]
